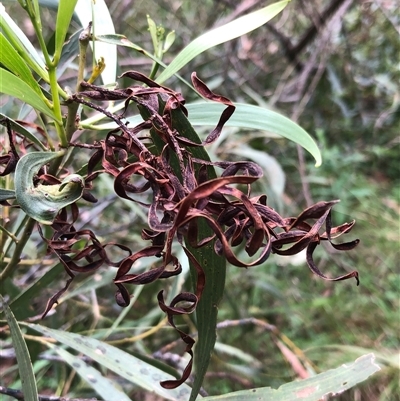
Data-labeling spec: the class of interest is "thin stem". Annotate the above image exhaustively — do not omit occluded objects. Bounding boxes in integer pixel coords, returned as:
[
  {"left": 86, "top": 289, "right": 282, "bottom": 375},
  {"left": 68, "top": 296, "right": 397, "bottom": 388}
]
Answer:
[
  {"left": 77, "top": 23, "right": 92, "bottom": 88},
  {"left": 28, "top": 5, "right": 50, "bottom": 67},
  {"left": 64, "top": 102, "right": 79, "bottom": 143},
  {"left": 0, "top": 226, "right": 18, "bottom": 244},
  {"left": 149, "top": 56, "right": 161, "bottom": 80},
  {"left": 3, "top": 214, "right": 30, "bottom": 258},
  {"left": 65, "top": 23, "right": 92, "bottom": 142},
  {"left": 107, "top": 317, "right": 168, "bottom": 345},
  {"left": 0, "top": 217, "right": 36, "bottom": 282},
  {"left": 48, "top": 67, "right": 67, "bottom": 147},
  {"left": 1, "top": 257, "right": 54, "bottom": 266},
  {"left": 24, "top": 1, "right": 66, "bottom": 147},
  {"left": 148, "top": 37, "right": 164, "bottom": 80}
]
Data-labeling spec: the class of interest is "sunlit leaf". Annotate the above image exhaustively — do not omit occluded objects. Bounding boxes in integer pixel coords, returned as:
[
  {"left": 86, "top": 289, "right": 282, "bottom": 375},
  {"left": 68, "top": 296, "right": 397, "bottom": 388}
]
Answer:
[
  {"left": 0, "top": 33, "right": 43, "bottom": 94},
  {"left": 164, "top": 30, "right": 176, "bottom": 53},
  {"left": 0, "top": 3, "right": 47, "bottom": 77},
  {"left": 202, "top": 354, "right": 380, "bottom": 400},
  {"left": 0, "top": 69, "right": 56, "bottom": 121},
  {"left": 27, "top": 323, "right": 196, "bottom": 401},
  {"left": 147, "top": 15, "right": 159, "bottom": 52},
  {"left": 156, "top": 0, "right": 289, "bottom": 84},
  {"left": 1, "top": 296, "right": 39, "bottom": 401},
  {"left": 187, "top": 102, "right": 322, "bottom": 167},
  {"left": 54, "top": 0, "right": 79, "bottom": 63},
  {"left": 15, "top": 151, "right": 85, "bottom": 224}
]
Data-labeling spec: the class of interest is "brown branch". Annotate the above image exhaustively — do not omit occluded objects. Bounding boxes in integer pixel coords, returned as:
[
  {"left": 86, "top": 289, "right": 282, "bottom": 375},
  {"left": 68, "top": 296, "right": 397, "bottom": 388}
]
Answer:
[
  {"left": 0, "top": 386, "right": 100, "bottom": 401},
  {"left": 293, "top": 0, "right": 351, "bottom": 56},
  {"left": 289, "top": 0, "right": 354, "bottom": 206},
  {"left": 265, "top": 0, "right": 354, "bottom": 68}
]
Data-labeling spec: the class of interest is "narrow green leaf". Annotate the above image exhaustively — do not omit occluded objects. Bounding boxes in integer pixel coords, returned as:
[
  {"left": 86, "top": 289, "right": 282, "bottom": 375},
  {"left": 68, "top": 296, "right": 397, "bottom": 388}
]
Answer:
[
  {"left": 15, "top": 151, "right": 85, "bottom": 225},
  {"left": 1, "top": 296, "right": 39, "bottom": 401},
  {"left": 74, "top": 0, "right": 116, "bottom": 84},
  {"left": 186, "top": 102, "right": 322, "bottom": 166},
  {"left": 26, "top": 323, "right": 195, "bottom": 401},
  {"left": 95, "top": 33, "right": 145, "bottom": 51},
  {"left": 203, "top": 354, "right": 381, "bottom": 400},
  {"left": 136, "top": 102, "right": 224, "bottom": 400},
  {"left": 1, "top": 279, "right": 20, "bottom": 305},
  {"left": 54, "top": 0, "right": 79, "bottom": 63},
  {"left": 164, "top": 30, "right": 176, "bottom": 53},
  {"left": 0, "top": 33, "right": 43, "bottom": 94},
  {"left": 155, "top": 0, "right": 290, "bottom": 84},
  {"left": 188, "top": 235, "right": 226, "bottom": 401},
  {"left": 0, "top": 69, "right": 56, "bottom": 121},
  {"left": 168, "top": 108, "right": 226, "bottom": 401},
  {"left": 0, "top": 3, "right": 48, "bottom": 77},
  {"left": 147, "top": 15, "right": 159, "bottom": 52},
  {"left": 84, "top": 102, "right": 322, "bottom": 167},
  {"left": 47, "top": 343, "right": 133, "bottom": 401}
]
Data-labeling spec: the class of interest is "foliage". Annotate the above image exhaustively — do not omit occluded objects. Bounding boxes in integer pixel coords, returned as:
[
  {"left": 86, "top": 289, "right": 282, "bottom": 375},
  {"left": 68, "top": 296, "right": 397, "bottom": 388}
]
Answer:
[{"left": 1, "top": 1, "right": 398, "bottom": 400}]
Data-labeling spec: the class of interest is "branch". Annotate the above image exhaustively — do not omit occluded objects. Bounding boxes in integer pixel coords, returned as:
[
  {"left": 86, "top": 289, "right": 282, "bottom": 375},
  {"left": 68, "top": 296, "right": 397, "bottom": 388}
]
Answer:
[
  {"left": 265, "top": 0, "right": 354, "bottom": 68},
  {"left": 0, "top": 386, "right": 101, "bottom": 401},
  {"left": 292, "top": 0, "right": 351, "bottom": 56}
]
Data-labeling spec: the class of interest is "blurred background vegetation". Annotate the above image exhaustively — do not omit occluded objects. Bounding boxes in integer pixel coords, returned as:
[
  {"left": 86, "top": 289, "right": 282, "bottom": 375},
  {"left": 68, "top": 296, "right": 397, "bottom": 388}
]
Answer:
[{"left": 1, "top": 0, "right": 399, "bottom": 400}]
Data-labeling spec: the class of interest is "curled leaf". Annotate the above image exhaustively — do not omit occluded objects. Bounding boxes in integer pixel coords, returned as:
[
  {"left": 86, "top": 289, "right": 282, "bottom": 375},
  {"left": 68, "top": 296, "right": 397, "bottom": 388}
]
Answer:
[
  {"left": 63, "top": 71, "right": 361, "bottom": 390},
  {"left": 15, "top": 152, "right": 85, "bottom": 224}
]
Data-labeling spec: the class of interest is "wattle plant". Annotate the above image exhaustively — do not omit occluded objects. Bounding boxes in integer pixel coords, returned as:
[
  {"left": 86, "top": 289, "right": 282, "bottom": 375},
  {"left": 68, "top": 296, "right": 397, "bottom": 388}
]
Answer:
[
  {"left": 0, "top": 1, "right": 378, "bottom": 400},
  {"left": 2, "top": 69, "right": 359, "bottom": 387}
]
